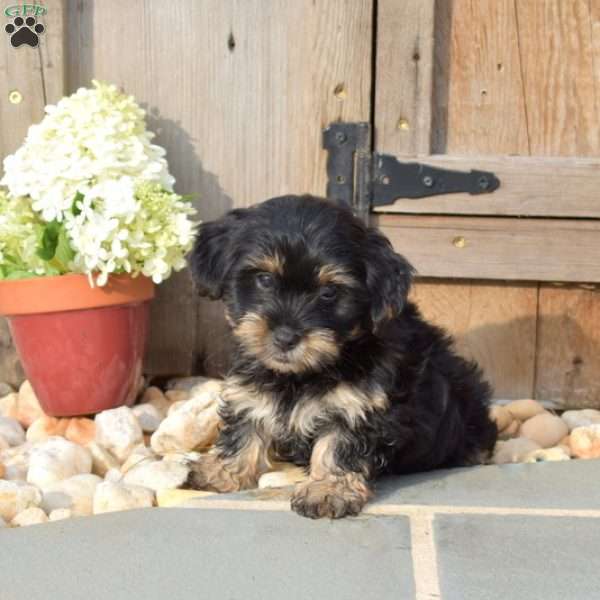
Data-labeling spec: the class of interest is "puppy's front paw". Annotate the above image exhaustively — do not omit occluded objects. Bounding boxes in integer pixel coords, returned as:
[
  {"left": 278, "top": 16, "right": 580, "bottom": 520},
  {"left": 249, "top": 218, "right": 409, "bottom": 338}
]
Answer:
[
  {"left": 291, "top": 477, "right": 369, "bottom": 519},
  {"left": 185, "top": 454, "right": 239, "bottom": 493}
]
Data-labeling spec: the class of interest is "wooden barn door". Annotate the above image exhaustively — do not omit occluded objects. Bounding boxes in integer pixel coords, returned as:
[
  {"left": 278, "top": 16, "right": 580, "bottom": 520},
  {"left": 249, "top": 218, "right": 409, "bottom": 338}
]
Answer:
[
  {"left": 372, "top": 0, "right": 600, "bottom": 406},
  {"left": 65, "top": 0, "right": 374, "bottom": 378},
  {"left": 2, "top": 0, "right": 599, "bottom": 409}
]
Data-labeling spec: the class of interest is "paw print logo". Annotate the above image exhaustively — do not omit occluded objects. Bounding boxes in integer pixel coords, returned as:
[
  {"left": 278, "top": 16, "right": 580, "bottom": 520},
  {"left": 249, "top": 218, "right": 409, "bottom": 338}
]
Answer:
[{"left": 5, "top": 16, "right": 45, "bottom": 48}]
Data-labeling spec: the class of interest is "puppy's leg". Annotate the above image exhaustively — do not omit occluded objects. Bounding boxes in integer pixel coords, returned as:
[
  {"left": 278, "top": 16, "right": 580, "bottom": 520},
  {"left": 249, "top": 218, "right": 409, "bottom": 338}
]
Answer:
[
  {"left": 291, "top": 431, "right": 372, "bottom": 519},
  {"left": 187, "top": 424, "right": 271, "bottom": 493}
]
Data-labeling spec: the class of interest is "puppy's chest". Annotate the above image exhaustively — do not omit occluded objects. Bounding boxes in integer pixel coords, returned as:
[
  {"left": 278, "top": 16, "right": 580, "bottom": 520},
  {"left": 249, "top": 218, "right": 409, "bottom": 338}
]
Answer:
[{"left": 222, "top": 377, "right": 389, "bottom": 442}]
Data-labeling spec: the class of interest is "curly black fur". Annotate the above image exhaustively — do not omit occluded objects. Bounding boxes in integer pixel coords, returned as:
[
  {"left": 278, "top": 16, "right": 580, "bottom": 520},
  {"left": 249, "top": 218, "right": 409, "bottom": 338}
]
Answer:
[{"left": 188, "top": 195, "right": 497, "bottom": 517}]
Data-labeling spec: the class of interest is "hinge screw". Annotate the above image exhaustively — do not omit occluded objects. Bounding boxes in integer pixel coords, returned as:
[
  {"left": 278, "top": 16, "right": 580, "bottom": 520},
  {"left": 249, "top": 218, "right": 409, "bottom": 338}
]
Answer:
[
  {"left": 335, "top": 131, "right": 347, "bottom": 144},
  {"left": 478, "top": 176, "right": 489, "bottom": 190},
  {"left": 422, "top": 175, "right": 434, "bottom": 187}
]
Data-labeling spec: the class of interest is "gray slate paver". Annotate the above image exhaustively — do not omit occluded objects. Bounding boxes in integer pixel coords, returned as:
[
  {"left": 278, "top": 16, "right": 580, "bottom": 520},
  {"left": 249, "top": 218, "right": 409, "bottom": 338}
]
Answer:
[
  {"left": 1, "top": 507, "right": 415, "bottom": 600},
  {"left": 435, "top": 514, "right": 600, "bottom": 600},
  {"left": 185, "top": 460, "right": 600, "bottom": 511},
  {"left": 374, "top": 460, "right": 600, "bottom": 509}
]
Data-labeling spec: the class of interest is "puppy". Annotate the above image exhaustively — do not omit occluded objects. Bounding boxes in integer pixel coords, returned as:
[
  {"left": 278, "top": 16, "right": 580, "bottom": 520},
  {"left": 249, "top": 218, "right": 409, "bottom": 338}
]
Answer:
[{"left": 187, "top": 195, "right": 497, "bottom": 518}]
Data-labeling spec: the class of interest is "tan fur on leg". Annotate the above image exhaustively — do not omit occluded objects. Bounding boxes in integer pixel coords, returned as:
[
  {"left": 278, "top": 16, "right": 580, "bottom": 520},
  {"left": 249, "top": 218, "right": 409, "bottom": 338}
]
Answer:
[
  {"left": 291, "top": 432, "right": 372, "bottom": 519},
  {"left": 187, "top": 434, "right": 272, "bottom": 493}
]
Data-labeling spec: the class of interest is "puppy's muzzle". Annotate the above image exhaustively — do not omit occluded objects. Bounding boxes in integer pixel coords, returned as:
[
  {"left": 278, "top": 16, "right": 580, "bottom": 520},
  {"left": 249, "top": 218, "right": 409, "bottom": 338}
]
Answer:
[{"left": 272, "top": 326, "right": 302, "bottom": 351}]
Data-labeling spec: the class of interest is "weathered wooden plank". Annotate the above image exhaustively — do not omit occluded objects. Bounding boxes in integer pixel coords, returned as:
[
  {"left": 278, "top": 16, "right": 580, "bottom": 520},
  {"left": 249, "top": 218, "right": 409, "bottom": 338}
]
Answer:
[
  {"left": 374, "top": 0, "right": 435, "bottom": 155},
  {"left": 524, "top": 0, "right": 600, "bottom": 408},
  {"left": 516, "top": 0, "right": 599, "bottom": 156},
  {"left": 410, "top": 279, "right": 537, "bottom": 399},
  {"left": 374, "top": 0, "right": 537, "bottom": 399},
  {"left": 0, "top": 0, "right": 65, "bottom": 387},
  {"left": 74, "top": 0, "right": 373, "bottom": 377},
  {"left": 443, "top": 0, "right": 529, "bottom": 155},
  {"left": 536, "top": 285, "right": 600, "bottom": 409},
  {"left": 372, "top": 155, "right": 600, "bottom": 217},
  {"left": 376, "top": 214, "right": 600, "bottom": 283}
]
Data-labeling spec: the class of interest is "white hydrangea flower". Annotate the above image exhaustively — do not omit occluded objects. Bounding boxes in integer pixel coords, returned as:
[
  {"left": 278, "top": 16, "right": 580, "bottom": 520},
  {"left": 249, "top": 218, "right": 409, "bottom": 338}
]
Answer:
[{"left": 0, "top": 81, "right": 197, "bottom": 285}]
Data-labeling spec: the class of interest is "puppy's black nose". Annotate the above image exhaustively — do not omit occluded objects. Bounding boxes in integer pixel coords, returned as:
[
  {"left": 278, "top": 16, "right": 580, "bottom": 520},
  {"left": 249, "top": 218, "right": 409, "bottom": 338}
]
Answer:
[{"left": 272, "top": 326, "right": 301, "bottom": 351}]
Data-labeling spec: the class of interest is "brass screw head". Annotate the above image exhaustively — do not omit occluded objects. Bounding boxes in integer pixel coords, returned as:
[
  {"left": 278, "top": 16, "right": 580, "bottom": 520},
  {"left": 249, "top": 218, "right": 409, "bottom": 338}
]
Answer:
[
  {"left": 397, "top": 117, "right": 410, "bottom": 130},
  {"left": 8, "top": 90, "right": 23, "bottom": 104},
  {"left": 453, "top": 236, "right": 466, "bottom": 248}
]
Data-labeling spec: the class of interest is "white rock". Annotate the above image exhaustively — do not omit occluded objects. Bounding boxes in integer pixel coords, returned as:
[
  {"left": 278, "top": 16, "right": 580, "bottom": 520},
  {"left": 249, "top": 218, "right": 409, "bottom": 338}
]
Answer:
[
  {"left": 93, "top": 481, "right": 155, "bottom": 514},
  {"left": 95, "top": 407, "right": 143, "bottom": 463},
  {"left": 27, "top": 437, "right": 92, "bottom": 489},
  {"left": 49, "top": 508, "right": 73, "bottom": 521},
  {"left": 120, "top": 444, "right": 156, "bottom": 474},
  {"left": 520, "top": 413, "right": 569, "bottom": 448},
  {"left": 11, "top": 506, "right": 48, "bottom": 527},
  {"left": 122, "top": 459, "right": 190, "bottom": 492},
  {"left": 16, "top": 380, "right": 45, "bottom": 427},
  {"left": 505, "top": 399, "right": 546, "bottom": 421},
  {"left": 561, "top": 409, "right": 600, "bottom": 432},
  {"left": 0, "top": 441, "right": 31, "bottom": 460},
  {"left": 0, "top": 434, "right": 9, "bottom": 452},
  {"left": 570, "top": 424, "right": 600, "bottom": 459},
  {"left": 151, "top": 391, "right": 221, "bottom": 455},
  {"left": 493, "top": 437, "right": 541, "bottom": 465},
  {"left": 0, "top": 416, "right": 25, "bottom": 446},
  {"left": 41, "top": 474, "right": 102, "bottom": 516},
  {"left": 3, "top": 453, "right": 28, "bottom": 481},
  {"left": 132, "top": 403, "right": 163, "bottom": 433},
  {"left": 86, "top": 442, "right": 120, "bottom": 477},
  {"left": 140, "top": 387, "right": 170, "bottom": 415},
  {"left": 0, "top": 392, "right": 18, "bottom": 419},
  {"left": 104, "top": 468, "right": 124, "bottom": 483},
  {"left": 0, "top": 480, "right": 42, "bottom": 521},
  {"left": 0, "top": 516, "right": 6, "bottom": 528},
  {"left": 524, "top": 447, "right": 571, "bottom": 463},
  {"left": 259, "top": 466, "right": 308, "bottom": 488}
]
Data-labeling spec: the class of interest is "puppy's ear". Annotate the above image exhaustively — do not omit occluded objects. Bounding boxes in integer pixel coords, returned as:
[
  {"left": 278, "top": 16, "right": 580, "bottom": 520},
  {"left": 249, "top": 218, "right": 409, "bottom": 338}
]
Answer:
[
  {"left": 189, "top": 209, "right": 246, "bottom": 300},
  {"left": 363, "top": 227, "right": 415, "bottom": 331}
]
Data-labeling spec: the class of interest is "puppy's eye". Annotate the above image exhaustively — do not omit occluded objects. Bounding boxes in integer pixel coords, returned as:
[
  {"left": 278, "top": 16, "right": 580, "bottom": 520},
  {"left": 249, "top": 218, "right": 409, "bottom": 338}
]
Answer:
[
  {"left": 256, "top": 273, "right": 275, "bottom": 290},
  {"left": 319, "top": 285, "right": 337, "bottom": 301}
]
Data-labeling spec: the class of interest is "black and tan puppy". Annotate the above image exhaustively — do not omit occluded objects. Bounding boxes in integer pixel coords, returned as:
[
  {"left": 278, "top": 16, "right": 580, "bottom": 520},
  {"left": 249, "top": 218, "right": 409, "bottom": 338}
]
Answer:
[{"left": 187, "top": 195, "right": 497, "bottom": 518}]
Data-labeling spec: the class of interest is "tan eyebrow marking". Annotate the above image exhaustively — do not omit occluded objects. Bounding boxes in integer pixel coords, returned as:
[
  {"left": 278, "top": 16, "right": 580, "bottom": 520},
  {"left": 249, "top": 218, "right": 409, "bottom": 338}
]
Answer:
[
  {"left": 248, "top": 252, "right": 285, "bottom": 275},
  {"left": 317, "top": 264, "right": 358, "bottom": 287}
]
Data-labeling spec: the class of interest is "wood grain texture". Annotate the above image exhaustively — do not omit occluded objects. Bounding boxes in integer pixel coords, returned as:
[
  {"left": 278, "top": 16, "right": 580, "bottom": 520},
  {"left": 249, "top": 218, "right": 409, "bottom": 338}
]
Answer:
[
  {"left": 373, "top": 155, "right": 600, "bottom": 217},
  {"left": 536, "top": 286, "right": 600, "bottom": 408},
  {"left": 69, "top": 0, "right": 373, "bottom": 376},
  {"left": 374, "top": 0, "right": 435, "bottom": 155},
  {"left": 410, "top": 279, "right": 537, "bottom": 399},
  {"left": 0, "top": 0, "right": 65, "bottom": 387},
  {"left": 374, "top": 0, "right": 538, "bottom": 398},
  {"left": 516, "top": 0, "right": 599, "bottom": 156},
  {"left": 528, "top": 0, "right": 600, "bottom": 406},
  {"left": 377, "top": 214, "right": 600, "bottom": 283},
  {"left": 444, "top": 0, "right": 529, "bottom": 155}
]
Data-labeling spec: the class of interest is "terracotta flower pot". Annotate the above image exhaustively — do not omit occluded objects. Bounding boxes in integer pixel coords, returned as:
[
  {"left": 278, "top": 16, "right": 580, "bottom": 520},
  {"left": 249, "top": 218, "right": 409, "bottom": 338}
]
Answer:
[{"left": 0, "top": 273, "right": 154, "bottom": 417}]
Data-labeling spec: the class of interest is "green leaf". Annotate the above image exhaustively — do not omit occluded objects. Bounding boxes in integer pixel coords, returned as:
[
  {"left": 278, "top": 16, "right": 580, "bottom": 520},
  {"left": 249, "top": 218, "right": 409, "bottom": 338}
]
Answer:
[
  {"left": 35, "top": 221, "right": 75, "bottom": 273},
  {"left": 36, "top": 221, "right": 61, "bottom": 261},
  {"left": 71, "top": 191, "right": 84, "bottom": 216},
  {"left": 53, "top": 227, "right": 75, "bottom": 271}
]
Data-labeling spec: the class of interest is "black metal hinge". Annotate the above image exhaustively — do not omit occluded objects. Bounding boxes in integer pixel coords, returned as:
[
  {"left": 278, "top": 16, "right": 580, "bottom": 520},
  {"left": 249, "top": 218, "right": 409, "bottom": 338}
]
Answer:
[{"left": 323, "top": 122, "right": 500, "bottom": 221}]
